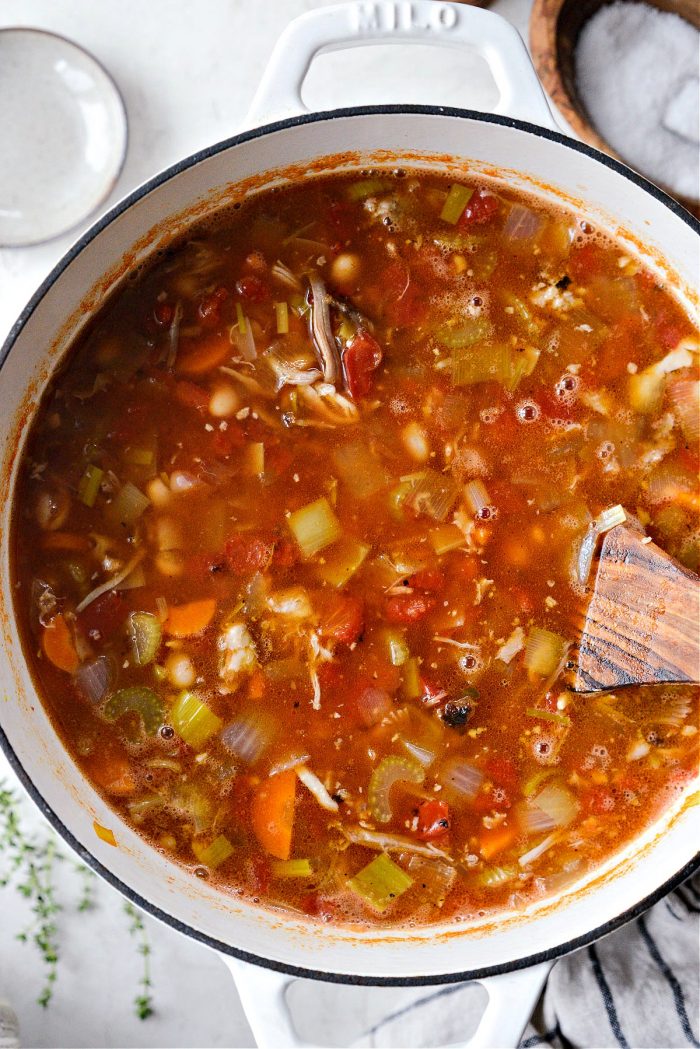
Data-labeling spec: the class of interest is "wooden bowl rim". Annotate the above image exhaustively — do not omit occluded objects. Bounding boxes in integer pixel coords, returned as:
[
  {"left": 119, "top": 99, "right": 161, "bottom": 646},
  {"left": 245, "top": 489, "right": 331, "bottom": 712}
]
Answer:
[{"left": 528, "top": 0, "right": 700, "bottom": 213}]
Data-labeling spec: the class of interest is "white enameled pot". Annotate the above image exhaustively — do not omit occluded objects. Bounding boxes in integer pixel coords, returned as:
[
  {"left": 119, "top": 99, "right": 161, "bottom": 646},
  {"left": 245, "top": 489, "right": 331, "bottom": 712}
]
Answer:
[{"left": 0, "top": 4, "right": 698, "bottom": 1047}]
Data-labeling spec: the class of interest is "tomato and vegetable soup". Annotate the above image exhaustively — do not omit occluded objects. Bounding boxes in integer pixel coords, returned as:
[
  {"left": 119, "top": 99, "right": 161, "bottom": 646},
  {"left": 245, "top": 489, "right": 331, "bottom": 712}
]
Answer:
[{"left": 12, "top": 172, "right": 699, "bottom": 926}]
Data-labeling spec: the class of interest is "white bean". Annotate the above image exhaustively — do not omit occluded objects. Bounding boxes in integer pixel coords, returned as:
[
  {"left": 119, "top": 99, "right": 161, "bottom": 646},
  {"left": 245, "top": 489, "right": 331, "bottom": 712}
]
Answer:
[{"left": 401, "top": 421, "right": 431, "bottom": 463}]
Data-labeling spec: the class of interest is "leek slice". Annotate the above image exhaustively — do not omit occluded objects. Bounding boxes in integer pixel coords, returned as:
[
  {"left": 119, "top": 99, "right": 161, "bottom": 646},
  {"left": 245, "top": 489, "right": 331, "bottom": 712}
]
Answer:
[
  {"left": 382, "top": 629, "right": 410, "bottom": 667},
  {"left": 192, "top": 834, "right": 234, "bottom": 869},
  {"left": 316, "top": 537, "right": 370, "bottom": 588},
  {"left": 440, "top": 184, "right": 474, "bottom": 225},
  {"left": 103, "top": 686, "right": 163, "bottom": 736},
  {"left": 430, "top": 524, "right": 465, "bottom": 555},
  {"left": 171, "top": 690, "right": 222, "bottom": 749},
  {"left": 78, "top": 465, "right": 103, "bottom": 508},
  {"left": 346, "top": 178, "right": 392, "bottom": 202},
  {"left": 274, "top": 302, "right": 289, "bottom": 335},
  {"left": 347, "top": 853, "right": 413, "bottom": 913},
  {"left": 272, "top": 858, "right": 314, "bottom": 878},
  {"left": 401, "top": 657, "right": 422, "bottom": 700},
  {"left": 451, "top": 342, "right": 511, "bottom": 387},
  {"left": 288, "top": 497, "right": 342, "bottom": 559},
  {"left": 524, "top": 627, "right": 568, "bottom": 678}
]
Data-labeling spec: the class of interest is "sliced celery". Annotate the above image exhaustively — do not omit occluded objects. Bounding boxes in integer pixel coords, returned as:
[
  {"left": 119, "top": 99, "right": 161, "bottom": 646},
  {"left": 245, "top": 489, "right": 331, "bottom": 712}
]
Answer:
[
  {"left": 430, "top": 524, "right": 465, "bottom": 555},
  {"left": 78, "top": 464, "right": 103, "bottom": 508},
  {"left": 235, "top": 301, "right": 247, "bottom": 334},
  {"left": 124, "top": 445, "right": 155, "bottom": 467},
  {"left": 401, "top": 657, "right": 422, "bottom": 700},
  {"left": 403, "top": 470, "right": 458, "bottom": 523},
  {"left": 347, "top": 853, "right": 413, "bottom": 912},
  {"left": 474, "top": 865, "right": 514, "bottom": 889},
  {"left": 440, "top": 184, "right": 474, "bottom": 225},
  {"left": 192, "top": 834, "right": 234, "bottom": 869},
  {"left": 368, "top": 755, "right": 424, "bottom": 824},
  {"left": 128, "top": 612, "right": 162, "bottom": 666},
  {"left": 316, "top": 536, "right": 370, "bottom": 587},
  {"left": 288, "top": 497, "right": 342, "bottom": 559},
  {"left": 171, "top": 690, "right": 222, "bottom": 749},
  {"left": 272, "top": 858, "right": 313, "bottom": 878},
  {"left": 103, "top": 686, "right": 164, "bottom": 736},
  {"left": 274, "top": 301, "right": 289, "bottom": 335},
  {"left": 463, "top": 479, "right": 490, "bottom": 516},
  {"left": 382, "top": 628, "right": 410, "bottom": 667}
]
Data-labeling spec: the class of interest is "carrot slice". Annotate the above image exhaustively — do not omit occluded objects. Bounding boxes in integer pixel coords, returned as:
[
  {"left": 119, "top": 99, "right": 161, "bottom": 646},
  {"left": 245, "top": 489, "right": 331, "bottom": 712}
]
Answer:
[
  {"left": 165, "top": 599, "right": 216, "bottom": 638},
  {"left": 251, "top": 770, "right": 296, "bottom": 860},
  {"left": 175, "top": 334, "right": 231, "bottom": 377},
  {"left": 42, "top": 614, "right": 79, "bottom": 673},
  {"left": 479, "top": 823, "right": 518, "bottom": 861},
  {"left": 41, "top": 532, "right": 92, "bottom": 553},
  {"left": 87, "top": 748, "right": 136, "bottom": 797}
]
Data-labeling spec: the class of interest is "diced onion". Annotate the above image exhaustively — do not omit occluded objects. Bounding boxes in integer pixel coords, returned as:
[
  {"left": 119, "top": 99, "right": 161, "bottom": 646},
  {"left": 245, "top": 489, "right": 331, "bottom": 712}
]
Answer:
[
  {"left": 442, "top": 760, "right": 483, "bottom": 801},
  {"left": 221, "top": 716, "right": 268, "bottom": 765},
  {"left": 531, "top": 782, "right": 578, "bottom": 827},
  {"left": 518, "top": 831, "right": 558, "bottom": 867},
  {"left": 495, "top": 627, "right": 525, "bottom": 665},
  {"left": 503, "top": 204, "right": 545, "bottom": 243},
  {"left": 75, "top": 655, "right": 114, "bottom": 705}
]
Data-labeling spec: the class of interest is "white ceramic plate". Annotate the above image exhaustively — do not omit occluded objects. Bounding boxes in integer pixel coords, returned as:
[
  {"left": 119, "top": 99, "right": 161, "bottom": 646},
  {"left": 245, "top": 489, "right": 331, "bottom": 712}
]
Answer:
[{"left": 0, "top": 28, "right": 127, "bottom": 247}]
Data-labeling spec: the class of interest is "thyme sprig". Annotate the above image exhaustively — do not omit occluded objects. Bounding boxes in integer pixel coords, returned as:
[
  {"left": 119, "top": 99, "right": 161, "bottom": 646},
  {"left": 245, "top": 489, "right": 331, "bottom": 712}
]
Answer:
[{"left": 0, "top": 779, "right": 155, "bottom": 1018}]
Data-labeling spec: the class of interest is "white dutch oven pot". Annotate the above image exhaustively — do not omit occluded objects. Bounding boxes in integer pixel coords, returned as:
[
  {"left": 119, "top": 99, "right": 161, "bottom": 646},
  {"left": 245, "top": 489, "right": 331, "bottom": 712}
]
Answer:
[{"left": 0, "top": 4, "right": 698, "bottom": 1047}]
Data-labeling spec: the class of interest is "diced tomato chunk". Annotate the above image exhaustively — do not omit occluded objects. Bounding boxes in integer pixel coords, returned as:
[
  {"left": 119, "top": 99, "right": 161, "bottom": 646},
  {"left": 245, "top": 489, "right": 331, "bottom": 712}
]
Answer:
[
  {"left": 342, "top": 330, "right": 383, "bottom": 399},
  {"left": 385, "top": 594, "right": 436, "bottom": 624},
  {"left": 225, "top": 534, "right": 274, "bottom": 573},
  {"left": 174, "top": 380, "right": 209, "bottom": 413},
  {"left": 585, "top": 787, "right": 616, "bottom": 815},
  {"left": 415, "top": 799, "right": 451, "bottom": 841},
  {"left": 211, "top": 423, "right": 246, "bottom": 457},
  {"left": 321, "top": 594, "right": 364, "bottom": 645},
  {"left": 197, "top": 286, "right": 229, "bottom": 328},
  {"left": 484, "top": 756, "right": 518, "bottom": 790},
  {"left": 569, "top": 242, "right": 602, "bottom": 281},
  {"left": 153, "top": 301, "right": 174, "bottom": 327},
  {"left": 236, "top": 275, "right": 268, "bottom": 302},
  {"left": 271, "top": 536, "right": 298, "bottom": 570},
  {"left": 76, "top": 592, "right": 128, "bottom": 641},
  {"left": 458, "top": 189, "right": 499, "bottom": 227},
  {"left": 409, "top": 568, "right": 445, "bottom": 592}
]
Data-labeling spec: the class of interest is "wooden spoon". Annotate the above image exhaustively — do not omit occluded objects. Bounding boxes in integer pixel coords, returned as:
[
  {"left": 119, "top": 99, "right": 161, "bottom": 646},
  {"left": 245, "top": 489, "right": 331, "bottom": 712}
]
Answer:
[{"left": 568, "top": 523, "right": 700, "bottom": 693}]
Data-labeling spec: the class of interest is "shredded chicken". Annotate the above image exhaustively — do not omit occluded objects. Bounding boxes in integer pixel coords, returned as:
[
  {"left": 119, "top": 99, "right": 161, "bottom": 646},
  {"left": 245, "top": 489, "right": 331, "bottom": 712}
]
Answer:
[
  {"left": 307, "top": 272, "right": 341, "bottom": 384},
  {"left": 218, "top": 620, "right": 258, "bottom": 686}
]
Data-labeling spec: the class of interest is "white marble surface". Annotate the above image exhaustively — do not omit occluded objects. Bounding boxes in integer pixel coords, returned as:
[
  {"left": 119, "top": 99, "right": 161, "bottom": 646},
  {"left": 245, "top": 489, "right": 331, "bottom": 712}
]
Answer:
[{"left": 0, "top": 2, "right": 533, "bottom": 1046}]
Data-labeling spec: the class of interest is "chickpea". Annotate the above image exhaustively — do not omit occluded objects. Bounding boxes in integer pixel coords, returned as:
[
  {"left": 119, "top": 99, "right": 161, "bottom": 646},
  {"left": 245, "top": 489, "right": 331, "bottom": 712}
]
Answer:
[
  {"left": 401, "top": 421, "right": 431, "bottom": 463},
  {"left": 155, "top": 550, "right": 184, "bottom": 577},
  {"left": 330, "top": 252, "right": 361, "bottom": 287},
  {"left": 165, "top": 650, "right": 196, "bottom": 689},
  {"left": 209, "top": 384, "right": 239, "bottom": 418}
]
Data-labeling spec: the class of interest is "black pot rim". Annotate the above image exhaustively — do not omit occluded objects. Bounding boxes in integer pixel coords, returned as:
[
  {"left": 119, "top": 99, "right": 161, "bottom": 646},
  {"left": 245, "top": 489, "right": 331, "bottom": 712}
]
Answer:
[{"left": 1, "top": 102, "right": 698, "bottom": 987}]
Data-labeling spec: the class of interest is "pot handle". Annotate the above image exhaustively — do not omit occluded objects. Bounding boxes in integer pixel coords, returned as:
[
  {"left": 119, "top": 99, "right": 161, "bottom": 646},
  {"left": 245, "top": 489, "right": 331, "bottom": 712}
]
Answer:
[
  {"left": 244, "top": 0, "right": 557, "bottom": 132},
  {"left": 222, "top": 954, "right": 553, "bottom": 1049}
]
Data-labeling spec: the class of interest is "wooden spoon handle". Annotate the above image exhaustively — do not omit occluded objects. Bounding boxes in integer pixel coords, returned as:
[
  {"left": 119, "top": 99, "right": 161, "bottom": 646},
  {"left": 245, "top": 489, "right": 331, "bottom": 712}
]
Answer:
[{"left": 569, "top": 525, "right": 700, "bottom": 692}]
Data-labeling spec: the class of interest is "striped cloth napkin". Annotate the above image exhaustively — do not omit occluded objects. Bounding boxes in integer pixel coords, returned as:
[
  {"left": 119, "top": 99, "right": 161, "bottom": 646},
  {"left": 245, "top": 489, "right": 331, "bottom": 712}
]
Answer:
[
  {"left": 520, "top": 872, "right": 700, "bottom": 1049},
  {"left": 287, "top": 873, "right": 699, "bottom": 1048}
]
